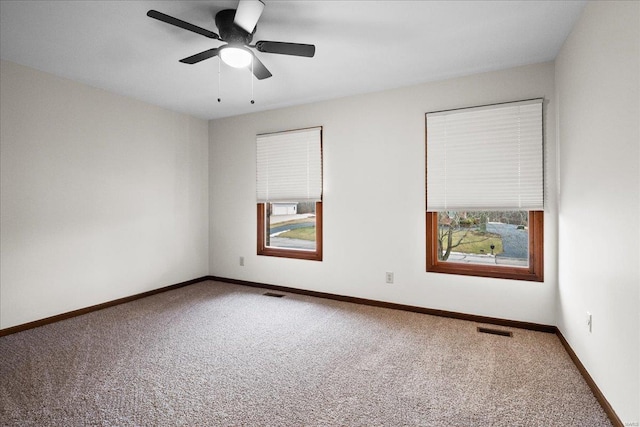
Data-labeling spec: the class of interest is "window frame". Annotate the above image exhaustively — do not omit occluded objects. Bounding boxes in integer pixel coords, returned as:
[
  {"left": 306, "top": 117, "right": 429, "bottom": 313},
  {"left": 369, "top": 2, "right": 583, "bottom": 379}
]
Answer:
[
  {"left": 426, "top": 210, "right": 543, "bottom": 282},
  {"left": 257, "top": 201, "right": 323, "bottom": 261}
]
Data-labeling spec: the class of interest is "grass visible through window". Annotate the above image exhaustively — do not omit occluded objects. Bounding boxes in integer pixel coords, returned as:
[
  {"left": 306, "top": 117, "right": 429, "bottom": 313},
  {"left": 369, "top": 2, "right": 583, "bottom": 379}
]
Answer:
[
  {"left": 270, "top": 217, "right": 316, "bottom": 241},
  {"left": 441, "top": 230, "right": 503, "bottom": 255},
  {"left": 278, "top": 227, "right": 316, "bottom": 241}
]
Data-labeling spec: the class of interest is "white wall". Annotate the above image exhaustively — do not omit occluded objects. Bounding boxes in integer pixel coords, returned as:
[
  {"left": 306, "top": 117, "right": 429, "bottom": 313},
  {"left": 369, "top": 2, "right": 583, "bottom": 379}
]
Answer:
[
  {"left": 555, "top": 1, "right": 639, "bottom": 423},
  {"left": 0, "top": 60, "right": 209, "bottom": 329},
  {"left": 209, "top": 62, "right": 558, "bottom": 326}
]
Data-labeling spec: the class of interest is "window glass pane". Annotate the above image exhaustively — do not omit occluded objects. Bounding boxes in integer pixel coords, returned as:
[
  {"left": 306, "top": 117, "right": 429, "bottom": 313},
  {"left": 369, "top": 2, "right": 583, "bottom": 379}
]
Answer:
[
  {"left": 266, "top": 201, "right": 316, "bottom": 251},
  {"left": 437, "top": 211, "right": 529, "bottom": 267}
]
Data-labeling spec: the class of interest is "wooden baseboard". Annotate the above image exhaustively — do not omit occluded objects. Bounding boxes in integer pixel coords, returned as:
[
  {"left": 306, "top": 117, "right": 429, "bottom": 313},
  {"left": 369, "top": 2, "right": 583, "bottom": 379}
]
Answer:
[
  {"left": 0, "top": 276, "right": 210, "bottom": 337},
  {"left": 1, "top": 274, "right": 555, "bottom": 336},
  {"left": 555, "top": 329, "right": 624, "bottom": 427},
  {"left": 208, "top": 275, "right": 556, "bottom": 333}
]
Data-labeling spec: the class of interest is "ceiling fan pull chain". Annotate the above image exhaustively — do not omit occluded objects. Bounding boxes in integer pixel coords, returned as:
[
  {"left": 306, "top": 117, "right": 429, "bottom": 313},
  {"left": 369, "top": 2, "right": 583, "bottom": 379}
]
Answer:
[
  {"left": 250, "top": 59, "right": 255, "bottom": 105},
  {"left": 217, "top": 59, "right": 222, "bottom": 103}
]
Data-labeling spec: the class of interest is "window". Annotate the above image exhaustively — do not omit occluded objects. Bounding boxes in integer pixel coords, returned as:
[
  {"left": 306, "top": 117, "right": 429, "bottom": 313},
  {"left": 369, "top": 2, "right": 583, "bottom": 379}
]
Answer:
[
  {"left": 256, "top": 127, "right": 322, "bottom": 261},
  {"left": 426, "top": 99, "right": 544, "bottom": 281}
]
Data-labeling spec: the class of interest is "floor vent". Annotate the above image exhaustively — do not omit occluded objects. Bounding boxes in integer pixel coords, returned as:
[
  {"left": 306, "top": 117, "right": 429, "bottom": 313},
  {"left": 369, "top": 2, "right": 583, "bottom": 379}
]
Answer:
[
  {"left": 477, "top": 327, "right": 513, "bottom": 337},
  {"left": 263, "top": 292, "right": 285, "bottom": 298}
]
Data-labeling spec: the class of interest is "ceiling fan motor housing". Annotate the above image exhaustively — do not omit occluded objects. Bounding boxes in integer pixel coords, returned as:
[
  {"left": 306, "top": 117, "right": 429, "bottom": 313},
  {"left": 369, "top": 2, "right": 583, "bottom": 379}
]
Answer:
[{"left": 215, "top": 9, "right": 255, "bottom": 45}]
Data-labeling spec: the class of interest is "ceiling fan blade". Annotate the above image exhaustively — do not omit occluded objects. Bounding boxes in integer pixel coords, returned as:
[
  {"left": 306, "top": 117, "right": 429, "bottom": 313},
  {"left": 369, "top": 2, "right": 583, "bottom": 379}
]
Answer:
[
  {"left": 251, "top": 54, "right": 272, "bottom": 80},
  {"left": 234, "top": 0, "right": 264, "bottom": 34},
  {"left": 179, "top": 48, "right": 221, "bottom": 64},
  {"left": 147, "top": 10, "right": 220, "bottom": 40},
  {"left": 255, "top": 41, "right": 315, "bottom": 57}
]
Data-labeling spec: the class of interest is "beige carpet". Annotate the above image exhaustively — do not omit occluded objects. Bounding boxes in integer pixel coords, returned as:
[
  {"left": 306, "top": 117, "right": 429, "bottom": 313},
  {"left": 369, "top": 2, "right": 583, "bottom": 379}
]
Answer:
[{"left": 0, "top": 280, "right": 611, "bottom": 426}]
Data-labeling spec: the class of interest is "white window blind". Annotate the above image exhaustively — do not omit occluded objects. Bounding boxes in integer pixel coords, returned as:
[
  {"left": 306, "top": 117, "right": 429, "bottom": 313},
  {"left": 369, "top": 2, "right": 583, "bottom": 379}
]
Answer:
[
  {"left": 256, "top": 127, "right": 322, "bottom": 203},
  {"left": 426, "top": 99, "right": 543, "bottom": 211}
]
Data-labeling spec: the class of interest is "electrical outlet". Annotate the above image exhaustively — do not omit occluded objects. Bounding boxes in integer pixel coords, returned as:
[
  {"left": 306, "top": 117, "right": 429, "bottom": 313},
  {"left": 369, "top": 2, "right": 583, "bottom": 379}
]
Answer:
[
  {"left": 240, "top": 256, "right": 245, "bottom": 267},
  {"left": 385, "top": 272, "right": 394, "bottom": 284},
  {"left": 586, "top": 312, "right": 592, "bottom": 333}
]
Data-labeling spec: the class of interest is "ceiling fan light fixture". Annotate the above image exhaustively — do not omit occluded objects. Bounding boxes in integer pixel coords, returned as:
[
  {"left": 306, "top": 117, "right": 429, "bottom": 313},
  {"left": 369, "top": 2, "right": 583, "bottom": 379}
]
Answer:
[{"left": 219, "top": 46, "right": 253, "bottom": 68}]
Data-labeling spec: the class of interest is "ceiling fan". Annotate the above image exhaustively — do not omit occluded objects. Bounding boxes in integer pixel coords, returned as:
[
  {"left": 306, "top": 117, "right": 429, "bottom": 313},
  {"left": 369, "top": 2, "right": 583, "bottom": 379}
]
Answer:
[{"left": 147, "top": 0, "right": 315, "bottom": 80}]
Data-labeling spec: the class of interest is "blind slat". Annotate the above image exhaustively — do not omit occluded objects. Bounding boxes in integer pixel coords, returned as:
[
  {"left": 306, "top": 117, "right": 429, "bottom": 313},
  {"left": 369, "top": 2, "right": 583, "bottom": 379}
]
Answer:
[
  {"left": 256, "top": 127, "right": 322, "bottom": 202},
  {"left": 426, "top": 99, "right": 543, "bottom": 211}
]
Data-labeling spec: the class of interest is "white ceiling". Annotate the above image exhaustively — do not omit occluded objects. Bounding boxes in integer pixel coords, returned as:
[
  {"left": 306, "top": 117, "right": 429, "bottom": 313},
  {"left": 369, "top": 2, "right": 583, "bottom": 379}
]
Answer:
[{"left": 0, "top": 1, "right": 586, "bottom": 120}]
